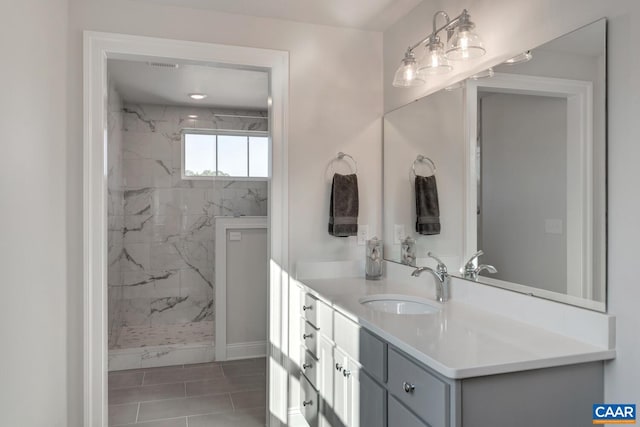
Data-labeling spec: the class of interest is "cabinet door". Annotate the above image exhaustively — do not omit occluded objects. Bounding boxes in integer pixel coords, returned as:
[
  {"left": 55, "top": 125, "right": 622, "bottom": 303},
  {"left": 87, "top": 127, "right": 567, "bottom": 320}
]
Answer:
[
  {"left": 388, "top": 396, "right": 429, "bottom": 427},
  {"left": 318, "top": 336, "right": 335, "bottom": 427},
  {"left": 348, "top": 360, "right": 385, "bottom": 427},
  {"left": 333, "top": 346, "right": 350, "bottom": 426}
]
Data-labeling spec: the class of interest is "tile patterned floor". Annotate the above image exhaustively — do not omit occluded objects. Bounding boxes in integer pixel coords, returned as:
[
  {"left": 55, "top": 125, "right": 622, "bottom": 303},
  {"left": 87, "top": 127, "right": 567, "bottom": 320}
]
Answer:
[
  {"left": 108, "top": 358, "right": 266, "bottom": 426},
  {"left": 111, "top": 321, "right": 215, "bottom": 349}
]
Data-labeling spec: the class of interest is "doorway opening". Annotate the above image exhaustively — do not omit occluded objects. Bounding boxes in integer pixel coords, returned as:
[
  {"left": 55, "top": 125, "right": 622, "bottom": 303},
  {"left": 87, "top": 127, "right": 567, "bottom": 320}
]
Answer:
[{"left": 84, "top": 32, "right": 289, "bottom": 427}]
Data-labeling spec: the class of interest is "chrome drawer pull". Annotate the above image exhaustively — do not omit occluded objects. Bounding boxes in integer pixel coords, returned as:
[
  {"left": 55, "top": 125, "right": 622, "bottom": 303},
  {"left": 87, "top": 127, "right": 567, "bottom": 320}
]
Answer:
[
  {"left": 343, "top": 369, "right": 351, "bottom": 378},
  {"left": 303, "top": 333, "right": 313, "bottom": 339},
  {"left": 302, "top": 363, "right": 312, "bottom": 370},
  {"left": 335, "top": 363, "right": 343, "bottom": 372},
  {"left": 403, "top": 381, "right": 416, "bottom": 393},
  {"left": 302, "top": 305, "right": 313, "bottom": 311}
]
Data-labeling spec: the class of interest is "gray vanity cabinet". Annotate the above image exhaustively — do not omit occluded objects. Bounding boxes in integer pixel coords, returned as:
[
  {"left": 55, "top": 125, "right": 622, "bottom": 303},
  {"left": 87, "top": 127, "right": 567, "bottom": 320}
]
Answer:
[
  {"left": 294, "top": 287, "right": 603, "bottom": 427},
  {"left": 356, "top": 368, "right": 386, "bottom": 427},
  {"left": 388, "top": 395, "right": 432, "bottom": 427},
  {"left": 387, "top": 348, "right": 450, "bottom": 427}
]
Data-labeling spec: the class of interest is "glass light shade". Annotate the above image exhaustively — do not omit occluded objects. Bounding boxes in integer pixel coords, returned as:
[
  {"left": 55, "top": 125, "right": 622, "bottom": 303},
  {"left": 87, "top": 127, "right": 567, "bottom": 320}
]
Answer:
[
  {"left": 444, "top": 81, "right": 464, "bottom": 91},
  {"left": 446, "top": 28, "right": 485, "bottom": 60},
  {"left": 392, "top": 55, "right": 424, "bottom": 87},
  {"left": 418, "top": 42, "right": 452, "bottom": 76},
  {"left": 503, "top": 51, "right": 533, "bottom": 65},
  {"left": 470, "top": 67, "right": 494, "bottom": 80}
]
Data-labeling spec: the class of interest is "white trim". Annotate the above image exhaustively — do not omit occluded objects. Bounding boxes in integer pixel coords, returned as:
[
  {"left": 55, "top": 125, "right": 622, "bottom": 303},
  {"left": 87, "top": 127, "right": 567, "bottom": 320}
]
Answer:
[
  {"left": 465, "top": 73, "right": 594, "bottom": 303},
  {"left": 226, "top": 340, "right": 268, "bottom": 360},
  {"left": 84, "top": 31, "right": 289, "bottom": 427},
  {"left": 214, "top": 216, "right": 268, "bottom": 361}
]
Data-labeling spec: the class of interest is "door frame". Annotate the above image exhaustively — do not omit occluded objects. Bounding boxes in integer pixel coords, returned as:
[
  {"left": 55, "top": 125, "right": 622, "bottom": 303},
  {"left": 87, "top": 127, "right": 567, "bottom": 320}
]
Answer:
[
  {"left": 83, "top": 31, "right": 289, "bottom": 427},
  {"left": 465, "top": 72, "right": 593, "bottom": 299}
]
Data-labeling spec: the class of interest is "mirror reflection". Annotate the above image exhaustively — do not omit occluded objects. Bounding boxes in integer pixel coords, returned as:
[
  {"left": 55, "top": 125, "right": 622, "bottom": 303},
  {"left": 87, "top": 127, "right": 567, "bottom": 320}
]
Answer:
[{"left": 383, "top": 19, "right": 606, "bottom": 311}]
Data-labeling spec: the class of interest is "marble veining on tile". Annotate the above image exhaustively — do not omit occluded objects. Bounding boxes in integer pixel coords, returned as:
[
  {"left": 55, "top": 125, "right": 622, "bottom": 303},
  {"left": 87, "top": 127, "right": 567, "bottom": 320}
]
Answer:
[{"left": 108, "top": 98, "right": 268, "bottom": 358}]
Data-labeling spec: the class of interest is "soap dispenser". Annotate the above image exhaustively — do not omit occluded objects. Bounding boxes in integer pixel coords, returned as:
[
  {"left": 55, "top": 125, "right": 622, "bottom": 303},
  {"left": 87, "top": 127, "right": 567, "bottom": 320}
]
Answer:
[
  {"left": 366, "top": 237, "right": 383, "bottom": 280},
  {"left": 401, "top": 236, "right": 416, "bottom": 267}
]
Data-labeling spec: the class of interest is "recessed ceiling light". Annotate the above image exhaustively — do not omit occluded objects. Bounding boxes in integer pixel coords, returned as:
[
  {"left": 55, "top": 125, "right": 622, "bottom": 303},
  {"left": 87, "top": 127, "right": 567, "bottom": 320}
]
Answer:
[
  {"left": 188, "top": 115, "right": 198, "bottom": 119},
  {"left": 188, "top": 93, "right": 207, "bottom": 100}
]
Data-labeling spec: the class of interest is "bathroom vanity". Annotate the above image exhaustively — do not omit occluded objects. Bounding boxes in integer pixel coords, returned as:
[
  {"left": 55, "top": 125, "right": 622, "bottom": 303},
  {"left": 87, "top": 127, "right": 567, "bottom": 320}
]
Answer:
[
  {"left": 290, "top": 17, "right": 613, "bottom": 427},
  {"left": 291, "top": 276, "right": 614, "bottom": 427}
]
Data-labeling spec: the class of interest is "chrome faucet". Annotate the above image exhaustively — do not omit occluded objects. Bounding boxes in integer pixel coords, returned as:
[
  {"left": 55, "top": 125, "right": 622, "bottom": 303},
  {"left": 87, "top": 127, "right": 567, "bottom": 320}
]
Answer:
[
  {"left": 462, "top": 250, "right": 497, "bottom": 280},
  {"left": 411, "top": 252, "right": 450, "bottom": 303}
]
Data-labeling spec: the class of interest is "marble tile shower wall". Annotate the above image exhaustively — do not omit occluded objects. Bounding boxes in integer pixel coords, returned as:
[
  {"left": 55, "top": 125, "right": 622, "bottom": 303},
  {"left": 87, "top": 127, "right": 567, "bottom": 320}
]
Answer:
[{"left": 108, "top": 102, "right": 268, "bottom": 349}]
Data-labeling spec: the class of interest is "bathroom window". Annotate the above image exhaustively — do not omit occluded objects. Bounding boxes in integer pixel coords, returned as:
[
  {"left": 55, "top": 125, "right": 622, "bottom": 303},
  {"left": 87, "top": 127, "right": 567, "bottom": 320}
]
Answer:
[{"left": 182, "top": 130, "right": 269, "bottom": 179}]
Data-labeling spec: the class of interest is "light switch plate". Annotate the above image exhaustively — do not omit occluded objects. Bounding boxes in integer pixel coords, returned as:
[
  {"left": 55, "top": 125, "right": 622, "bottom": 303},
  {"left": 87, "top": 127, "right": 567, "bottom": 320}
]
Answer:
[
  {"left": 545, "top": 219, "right": 563, "bottom": 234},
  {"left": 358, "top": 225, "right": 369, "bottom": 246},
  {"left": 229, "top": 231, "right": 242, "bottom": 241}
]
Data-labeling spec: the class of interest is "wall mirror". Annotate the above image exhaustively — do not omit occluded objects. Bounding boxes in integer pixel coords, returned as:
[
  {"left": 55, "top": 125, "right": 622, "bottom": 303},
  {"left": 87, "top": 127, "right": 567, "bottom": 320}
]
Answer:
[{"left": 383, "top": 19, "right": 607, "bottom": 311}]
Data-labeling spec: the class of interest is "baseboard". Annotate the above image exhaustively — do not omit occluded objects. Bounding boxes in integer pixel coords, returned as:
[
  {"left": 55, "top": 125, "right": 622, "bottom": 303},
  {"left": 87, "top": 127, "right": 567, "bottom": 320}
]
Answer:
[{"left": 226, "top": 340, "right": 268, "bottom": 360}]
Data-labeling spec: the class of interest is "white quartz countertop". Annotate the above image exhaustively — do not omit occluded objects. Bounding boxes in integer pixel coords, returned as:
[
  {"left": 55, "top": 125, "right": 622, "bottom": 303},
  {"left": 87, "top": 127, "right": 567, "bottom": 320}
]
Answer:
[{"left": 299, "top": 277, "right": 615, "bottom": 379}]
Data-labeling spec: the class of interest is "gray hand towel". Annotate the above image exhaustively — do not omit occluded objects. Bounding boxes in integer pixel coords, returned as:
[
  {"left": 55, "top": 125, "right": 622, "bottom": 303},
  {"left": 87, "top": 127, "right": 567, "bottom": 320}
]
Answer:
[
  {"left": 415, "top": 175, "right": 441, "bottom": 235},
  {"left": 329, "top": 173, "right": 359, "bottom": 237}
]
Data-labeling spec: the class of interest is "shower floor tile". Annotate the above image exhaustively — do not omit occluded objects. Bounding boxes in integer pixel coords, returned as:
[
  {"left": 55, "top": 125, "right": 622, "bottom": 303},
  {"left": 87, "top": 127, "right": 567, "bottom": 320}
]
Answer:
[
  {"left": 108, "top": 358, "right": 266, "bottom": 427},
  {"left": 111, "top": 321, "right": 214, "bottom": 349}
]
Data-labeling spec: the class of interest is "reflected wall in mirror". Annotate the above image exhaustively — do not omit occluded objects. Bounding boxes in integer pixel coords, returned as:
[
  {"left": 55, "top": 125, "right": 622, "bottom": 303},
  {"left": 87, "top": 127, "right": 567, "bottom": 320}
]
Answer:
[
  {"left": 382, "top": 19, "right": 607, "bottom": 311},
  {"left": 383, "top": 88, "right": 465, "bottom": 269}
]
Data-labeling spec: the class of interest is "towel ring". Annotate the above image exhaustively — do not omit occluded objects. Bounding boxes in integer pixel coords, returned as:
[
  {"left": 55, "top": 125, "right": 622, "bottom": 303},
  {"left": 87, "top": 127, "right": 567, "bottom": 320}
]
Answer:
[
  {"left": 411, "top": 155, "right": 436, "bottom": 177},
  {"left": 330, "top": 152, "right": 358, "bottom": 174}
]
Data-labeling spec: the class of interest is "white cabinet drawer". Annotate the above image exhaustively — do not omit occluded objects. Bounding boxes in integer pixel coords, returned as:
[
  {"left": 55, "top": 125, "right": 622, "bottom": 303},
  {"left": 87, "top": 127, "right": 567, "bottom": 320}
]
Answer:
[
  {"left": 334, "top": 311, "right": 386, "bottom": 382},
  {"left": 301, "top": 347, "right": 319, "bottom": 390},
  {"left": 300, "top": 375, "right": 319, "bottom": 427},
  {"left": 302, "top": 293, "right": 333, "bottom": 339},
  {"left": 302, "top": 293, "right": 319, "bottom": 326},
  {"left": 302, "top": 320, "right": 319, "bottom": 358},
  {"left": 388, "top": 348, "right": 449, "bottom": 427}
]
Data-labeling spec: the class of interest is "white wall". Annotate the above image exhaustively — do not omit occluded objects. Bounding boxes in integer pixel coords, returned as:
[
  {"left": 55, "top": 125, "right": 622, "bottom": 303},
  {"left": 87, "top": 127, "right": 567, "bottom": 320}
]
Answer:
[
  {"left": 0, "top": 1, "right": 69, "bottom": 426},
  {"left": 383, "top": 89, "right": 465, "bottom": 268},
  {"left": 384, "top": 0, "right": 640, "bottom": 403},
  {"left": 66, "top": 0, "right": 382, "bottom": 423},
  {"left": 480, "top": 93, "right": 567, "bottom": 293}
]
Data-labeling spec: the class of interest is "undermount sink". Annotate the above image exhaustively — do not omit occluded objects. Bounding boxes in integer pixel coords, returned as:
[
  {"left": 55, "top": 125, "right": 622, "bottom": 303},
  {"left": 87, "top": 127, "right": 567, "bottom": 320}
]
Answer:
[{"left": 359, "top": 294, "right": 441, "bottom": 315}]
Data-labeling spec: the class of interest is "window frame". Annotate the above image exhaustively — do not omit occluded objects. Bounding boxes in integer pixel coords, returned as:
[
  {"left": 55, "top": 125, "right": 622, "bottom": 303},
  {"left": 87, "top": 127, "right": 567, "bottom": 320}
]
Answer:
[{"left": 181, "top": 128, "right": 270, "bottom": 181}]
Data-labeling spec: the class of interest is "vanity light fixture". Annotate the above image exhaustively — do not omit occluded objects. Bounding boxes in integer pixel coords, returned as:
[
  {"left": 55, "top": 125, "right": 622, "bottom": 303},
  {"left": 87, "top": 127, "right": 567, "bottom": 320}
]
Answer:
[
  {"left": 444, "top": 81, "right": 464, "bottom": 91},
  {"left": 392, "top": 50, "right": 425, "bottom": 87},
  {"left": 188, "top": 93, "right": 208, "bottom": 100},
  {"left": 392, "top": 9, "right": 486, "bottom": 87},
  {"left": 187, "top": 114, "right": 198, "bottom": 119},
  {"left": 469, "top": 67, "right": 494, "bottom": 80},
  {"left": 419, "top": 37, "right": 452, "bottom": 76},
  {"left": 503, "top": 50, "right": 533, "bottom": 65}
]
